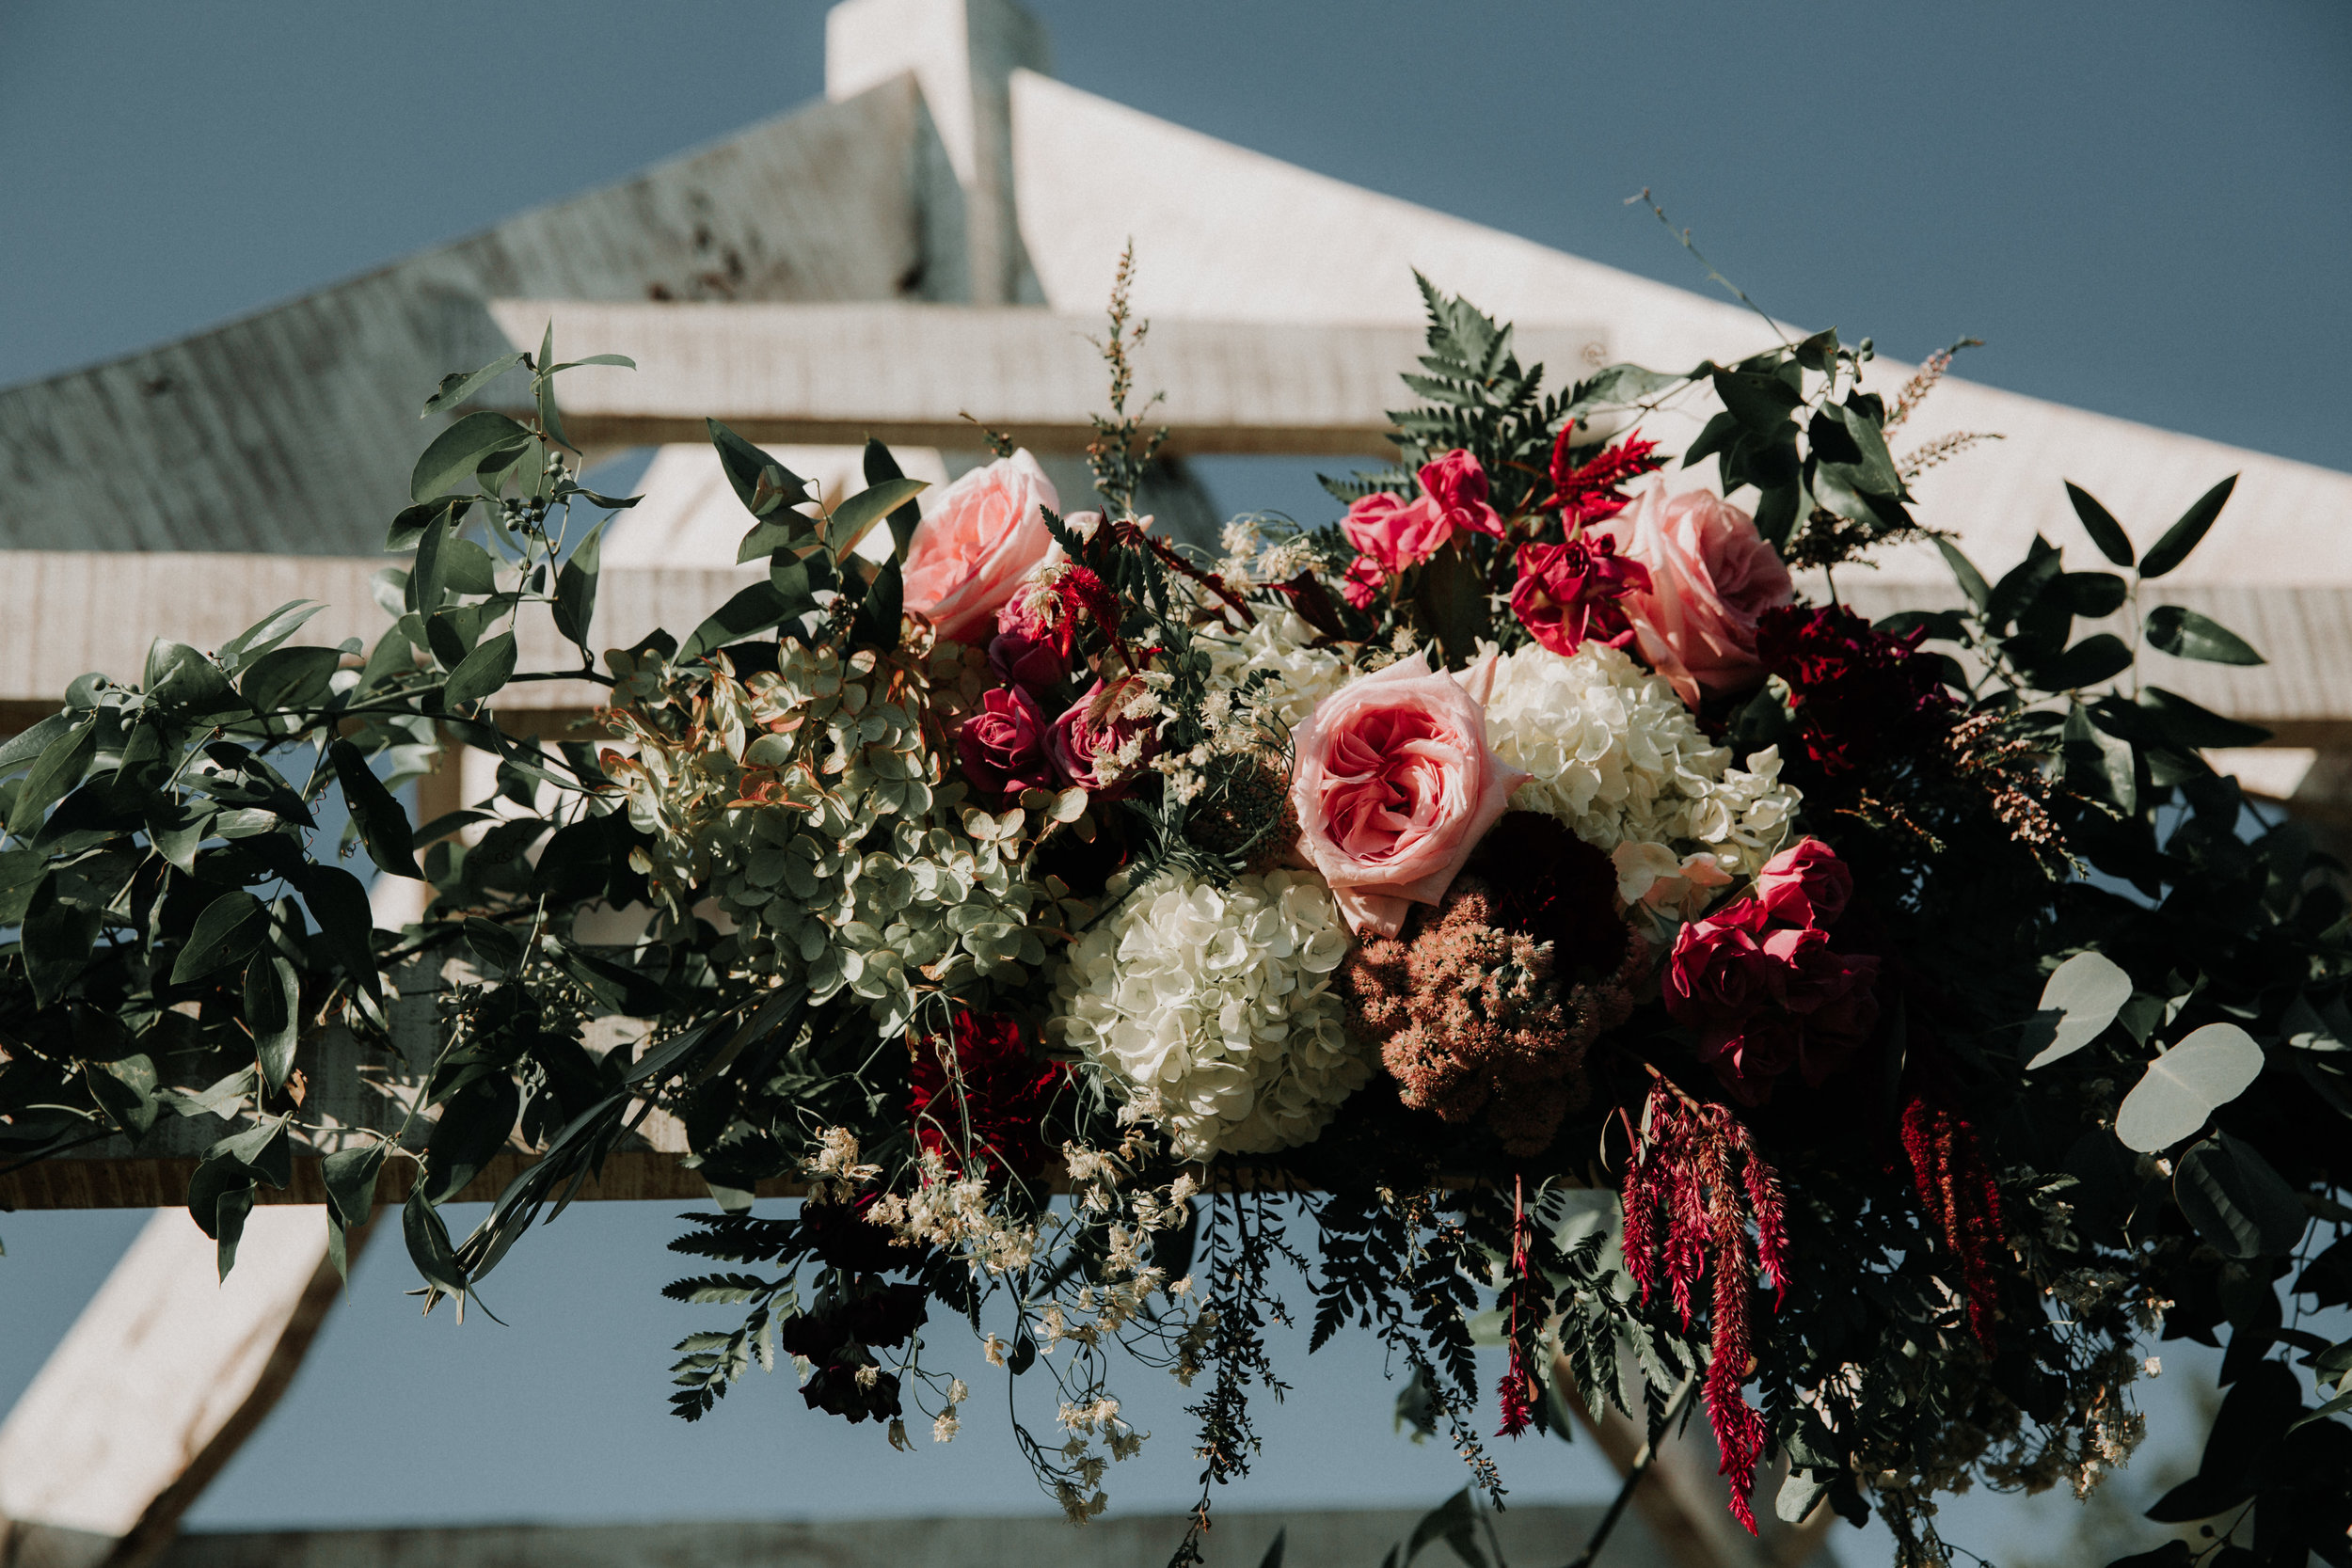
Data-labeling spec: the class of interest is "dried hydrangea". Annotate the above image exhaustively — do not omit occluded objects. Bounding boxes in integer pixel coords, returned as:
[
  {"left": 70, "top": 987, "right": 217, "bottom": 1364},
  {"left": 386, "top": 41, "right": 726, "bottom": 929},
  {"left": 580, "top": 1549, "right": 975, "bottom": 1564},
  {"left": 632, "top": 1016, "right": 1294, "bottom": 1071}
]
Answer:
[
  {"left": 1480, "top": 641, "right": 1799, "bottom": 930},
  {"left": 1051, "top": 867, "right": 1368, "bottom": 1160},
  {"left": 601, "top": 640, "right": 1065, "bottom": 1034}
]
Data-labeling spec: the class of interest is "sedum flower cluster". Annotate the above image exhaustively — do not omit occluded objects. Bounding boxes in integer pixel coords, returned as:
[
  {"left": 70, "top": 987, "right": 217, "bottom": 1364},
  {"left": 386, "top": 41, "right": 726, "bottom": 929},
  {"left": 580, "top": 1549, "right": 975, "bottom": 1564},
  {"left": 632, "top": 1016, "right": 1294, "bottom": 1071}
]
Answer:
[
  {"left": 1481, "top": 641, "right": 1800, "bottom": 931},
  {"left": 600, "top": 639, "right": 1055, "bottom": 1033},
  {"left": 1051, "top": 867, "right": 1368, "bottom": 1160}
]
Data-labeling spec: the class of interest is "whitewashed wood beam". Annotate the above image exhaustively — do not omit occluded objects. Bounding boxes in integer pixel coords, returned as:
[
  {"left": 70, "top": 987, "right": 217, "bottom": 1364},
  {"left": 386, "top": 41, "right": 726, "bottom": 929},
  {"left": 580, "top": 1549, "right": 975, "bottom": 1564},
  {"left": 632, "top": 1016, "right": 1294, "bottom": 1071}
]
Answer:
[
  {"left": 479, "top": 299, "right": 1612, "bottom": 457},
  {"left": 0, "top": 1208, "right": 352, "bottom": 1568}
]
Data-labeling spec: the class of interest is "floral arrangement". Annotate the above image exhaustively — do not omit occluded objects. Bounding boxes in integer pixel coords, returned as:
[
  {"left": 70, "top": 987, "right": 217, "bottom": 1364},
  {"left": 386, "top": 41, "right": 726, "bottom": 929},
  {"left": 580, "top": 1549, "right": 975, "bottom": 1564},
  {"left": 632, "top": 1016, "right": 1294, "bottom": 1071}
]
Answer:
[{"left": 3, "top": 267, "right": 2349, "bottom": 1568}]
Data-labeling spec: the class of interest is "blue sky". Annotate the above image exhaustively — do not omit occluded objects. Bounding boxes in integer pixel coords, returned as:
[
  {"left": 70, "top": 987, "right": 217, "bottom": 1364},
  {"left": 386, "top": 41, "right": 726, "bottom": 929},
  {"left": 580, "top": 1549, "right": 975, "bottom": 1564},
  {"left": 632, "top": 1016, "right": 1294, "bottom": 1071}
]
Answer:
[{"left": 1, "top": 2, "right": 2339, "bottom": 1561}]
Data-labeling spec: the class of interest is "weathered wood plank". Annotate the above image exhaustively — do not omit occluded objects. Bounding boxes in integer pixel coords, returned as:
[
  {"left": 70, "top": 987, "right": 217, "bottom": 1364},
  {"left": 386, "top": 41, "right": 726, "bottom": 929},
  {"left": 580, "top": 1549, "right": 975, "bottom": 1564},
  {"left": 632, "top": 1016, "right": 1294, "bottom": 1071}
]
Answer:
[{"left": 480, "top": 300, "right": 1610, "bottom": 458}]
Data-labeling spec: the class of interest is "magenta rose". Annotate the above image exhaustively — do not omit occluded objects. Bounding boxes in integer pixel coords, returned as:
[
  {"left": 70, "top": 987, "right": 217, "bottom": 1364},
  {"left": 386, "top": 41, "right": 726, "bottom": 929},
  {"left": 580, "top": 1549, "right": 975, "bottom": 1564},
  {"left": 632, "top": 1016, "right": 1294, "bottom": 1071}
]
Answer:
[
  {"left": 900, "top": 451, "right": 1058, "bottom": 644},
  {"left": 1508, "top": 536, "right": 1650, "bottom": 656},
  {"left": 1416, "top": 450, "right": 1505, "bottom": 542},
  {"left": 1342, "top": 490, "right": 1453, "bottom": 577},
  {"left": 1591, "top": 486, "right": 1794, "bottom": 706},
  {"left": 1753, "top": 838, "right": 1851, "bottom": 930},
  {"left": 1661, "top": 900, "right": 1774, "bottom": 1043},
  {"left": 1289, "top": 652, "right": 1530, "bottom": 936},
  {"left": 956, "top": 685, "right": 1056, "bottom": 800},
  {"left": 1340, "top": 553, "right": 1387, "bottom": 611},
  {"left": 1050, "top": 677, "right": 1155, "bottom": 795},
  {"left": 1761, "top": 926, "right": 1881, "bottom": 1085}
]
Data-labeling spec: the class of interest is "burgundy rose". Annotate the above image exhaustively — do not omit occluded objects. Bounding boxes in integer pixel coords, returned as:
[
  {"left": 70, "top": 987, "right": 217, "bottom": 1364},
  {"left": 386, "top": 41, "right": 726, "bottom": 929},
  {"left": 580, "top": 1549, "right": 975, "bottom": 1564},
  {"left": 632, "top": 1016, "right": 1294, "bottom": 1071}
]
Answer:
[
  {"left": 1762, "top": 926, "right": 1882, "bottom": 1086},
  {"left": 1661, "top": 901, "right": 1775, "bottom": 1047},
  {"left": 1049, "top": 677, "right": 1155, "bottom": 796},
  {"left": 1756, "top": 604, "right": 1955, "bottom": 776},
  {"left": 956, "top": 684, "right": 1056, "bottom": 800},
  {"left": 1752, "top": 838, "right": 1851, "bottom": 930},
  {"left": 987, "top": 626, "right": 1066, "bottom": 689},
  {"left": 1508, "top": 536, "right": 1651, "bottom": 657},
  {"left": 908, "top": 1010, "right": 1067, "bottom": 1180}
]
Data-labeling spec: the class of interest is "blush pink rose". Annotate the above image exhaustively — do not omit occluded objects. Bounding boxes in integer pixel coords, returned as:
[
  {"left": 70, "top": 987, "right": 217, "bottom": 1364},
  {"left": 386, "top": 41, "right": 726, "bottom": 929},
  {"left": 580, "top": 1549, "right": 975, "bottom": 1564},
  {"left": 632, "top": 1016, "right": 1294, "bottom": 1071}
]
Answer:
[
  {"left": 1289, "top": 652, "right": 1530, "bottom": 936},
  {"left": 1592, "top": 485, "right": 1794, "bottom": 707},
  {"left": 900, "top": 451, "right": 1058, "bottom": 644},
  {"left": 1049, "top": 677, "right": 1155, "bottom": 796},
  {"left": 956, "top": 685, "right": 1056, "bottom": 801},
  {"left": 1416, "top": 450, "right": 1505, "bottom": 541},
  {"left": 1753, "top": 838, "right": 1851, "bottom": 930}
]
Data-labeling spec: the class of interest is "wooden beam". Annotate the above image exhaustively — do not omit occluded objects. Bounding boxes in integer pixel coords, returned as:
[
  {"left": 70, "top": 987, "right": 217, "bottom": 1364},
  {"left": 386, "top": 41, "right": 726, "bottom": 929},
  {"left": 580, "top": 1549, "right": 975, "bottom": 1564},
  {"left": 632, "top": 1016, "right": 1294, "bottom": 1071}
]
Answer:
[
  {"left": 0, "top": 1208, "right": 357, "bottom": 1568},
  {"left": 481, "top": 300, "right": 1611, "bottom": 458}
]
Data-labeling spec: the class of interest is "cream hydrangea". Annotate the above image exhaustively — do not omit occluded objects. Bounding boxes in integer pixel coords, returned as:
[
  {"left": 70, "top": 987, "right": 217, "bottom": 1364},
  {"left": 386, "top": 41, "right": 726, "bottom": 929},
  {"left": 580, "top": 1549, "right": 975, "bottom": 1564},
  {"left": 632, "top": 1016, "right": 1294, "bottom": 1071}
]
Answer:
[
  {"left": 1199, "top": 609, "right": 1355, "bottom": 736},
  {"left": 1052, "top": 867, "right": 1369, "bottom": 1160},
  {"left": 1481, "top": 641, "right": 1799, "bottom": 930}
]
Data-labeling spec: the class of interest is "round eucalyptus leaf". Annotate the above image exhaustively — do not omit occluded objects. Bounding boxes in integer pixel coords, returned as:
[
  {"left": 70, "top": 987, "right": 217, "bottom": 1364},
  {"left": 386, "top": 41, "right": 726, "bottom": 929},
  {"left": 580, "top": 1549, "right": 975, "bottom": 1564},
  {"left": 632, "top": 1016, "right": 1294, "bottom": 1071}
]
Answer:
[
  {"left": 2175, "top": 1133, "right": 2307, "bottom": 1258},
  {"left": 2026, "top": 950, "right": 2134, "bottom": 1068},
  {"left": 2116, "top": 1022, "right": 2265, "bottom": 1152}
]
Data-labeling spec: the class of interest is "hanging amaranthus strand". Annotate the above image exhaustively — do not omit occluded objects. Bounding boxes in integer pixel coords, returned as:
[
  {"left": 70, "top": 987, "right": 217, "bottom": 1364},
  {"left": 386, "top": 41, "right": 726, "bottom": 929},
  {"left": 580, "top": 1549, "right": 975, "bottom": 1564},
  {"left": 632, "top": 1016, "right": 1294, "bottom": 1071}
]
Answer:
[
  {"left": 1497, "top": 1174, "right": 1537, "bottom": 1438},
  {"left": 1899, "top": 1086, "right": 2005, "bottom": 1353},
  {"left": 1618, "top": 1083, "right": 1791, "bottom": 1534}
]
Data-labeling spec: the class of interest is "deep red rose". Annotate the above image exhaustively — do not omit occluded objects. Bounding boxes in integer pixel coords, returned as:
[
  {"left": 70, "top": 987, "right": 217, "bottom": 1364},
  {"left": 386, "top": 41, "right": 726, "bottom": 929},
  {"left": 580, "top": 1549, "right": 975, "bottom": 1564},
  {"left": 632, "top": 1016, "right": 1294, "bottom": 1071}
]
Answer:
[
  {"left": 955, "top": 684, "right": 1056, "bottom": 800},
  {"left": 1508, "top": 536, "right": 1651, "bottom": 657},
  {"left": 909, "top": 1010, "right": 1066, "bottom": 1179},
  {"left": 1756, "top": 604, "right": 1956, "bottom": 776},
  {"left": 1752, "top": 838, "right": 1851, "bottom": 930},
  {"left": 987, "top": 626, "right": 1067, "bottom": 689},
  {"left": 1662, "top": 906, "right": 1776, "bottom": 1042}
]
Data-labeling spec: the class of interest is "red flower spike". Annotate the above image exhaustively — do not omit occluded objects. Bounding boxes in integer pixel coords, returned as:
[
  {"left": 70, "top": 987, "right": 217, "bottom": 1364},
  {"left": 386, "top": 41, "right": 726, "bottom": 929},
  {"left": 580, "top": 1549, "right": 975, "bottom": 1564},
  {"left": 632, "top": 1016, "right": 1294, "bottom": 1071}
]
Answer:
[
  {"left": 1899, "top": 1088, "right": 2006, "bottom": 1354},
  {"left": 1548, "top": 430, "right": 1665, "bottom": 529}
]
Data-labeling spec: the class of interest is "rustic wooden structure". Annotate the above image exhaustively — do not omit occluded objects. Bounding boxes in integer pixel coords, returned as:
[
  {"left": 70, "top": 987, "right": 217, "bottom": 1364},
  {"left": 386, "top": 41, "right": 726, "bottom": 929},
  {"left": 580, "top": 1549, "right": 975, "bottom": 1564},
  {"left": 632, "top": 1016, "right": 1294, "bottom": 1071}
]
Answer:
[{"left": 0, "top": 0, "right": 2344, "bottom": 1562}]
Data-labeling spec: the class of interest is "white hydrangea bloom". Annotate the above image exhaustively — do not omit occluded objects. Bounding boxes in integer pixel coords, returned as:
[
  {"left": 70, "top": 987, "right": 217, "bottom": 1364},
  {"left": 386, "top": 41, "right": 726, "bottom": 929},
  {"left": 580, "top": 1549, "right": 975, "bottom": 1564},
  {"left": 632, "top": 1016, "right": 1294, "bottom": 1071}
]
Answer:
[
  {"left": 1052, "top": 868, "right": 1369, "bottom": 1160},
  {"left": 1198, "top": 610, "right": 1354, "bottom": 737},
  {"left": 1481, "top": 641, "right": 1800, "bottom": 930}
]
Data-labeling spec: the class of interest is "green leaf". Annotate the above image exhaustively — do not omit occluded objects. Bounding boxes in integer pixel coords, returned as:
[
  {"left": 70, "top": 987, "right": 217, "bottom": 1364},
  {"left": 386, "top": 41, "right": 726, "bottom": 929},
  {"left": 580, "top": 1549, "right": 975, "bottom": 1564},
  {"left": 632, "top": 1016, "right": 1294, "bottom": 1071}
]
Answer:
[
  {"left": 851, "top": 557, "right": 903, "bottom": 652},
  {"left": 438, "top": 537, "right": 501, "bottom": 597},
  {"left": 421, "top": 353, "right": 526, "bottom": 418},
  {"left": 443, "top": 629, "right": 518, "bottom": 709},
  {"left": 322, "top": 1142, "right": 386, "bottom": 1280},
  {"left": 548, "top": 353, "right": 636, "bottom": 372},
  {"left": 329, "top": 740, "right": 421, "bottom": 879},
  {"left": 2026, "top": 632, "right": 2133, "bottom": 691},
  {"left": 402, "top": 1187, "right": 471, "bottom": 1296},
  {"left": 237, "top": 645, "right": 341, "bottom": 714},
  {"left": 217, "top": 600, "right": 326, "bottom": 672},
  {"left": 424, "top": 1074, "right": 520, "bottom": 1204},
  {"left": 2058, "top": 571, "right": 2128, "bottom": 618},
  {"left": 824, "top": 477, "right": 927, "bottom": 561},
  {"left": 173, "top": 890, "right": 270, "bottom": 985},
  {"left": 1712, "top": 368, "right": 1802, "bottom": 433},
  {"left": 2175, "top": 1132, "right": 2307, "bottom": 1259},
  {"left": 533, "top": 322, "right": 572, "bottom": 451},
  {"left": 2144, "top": 605, "right": 2264, "bottom": 665},
  {"left": 1934, "top": 539, "right": 1991, "bottom": 610},
  {"left": 1256, "top": 1528, "right": 1288, "bottom": 1568},
  {"left": 2137, "top": 474, "right": 2237, "bottom": 579},
  {"left": 296, "top": 865, "right": 380, "bottom": 999},
  {"left": 1406, "top": 1488, "right": 1486, "bottom": 1568},
  {"left": 2025, "top": 951, "right": 2134, "bottom": 1069},
  {"left": 409, "top": 508, "right": 455, "bottom": 614},
  {"left": 2141, "top": 687, "right": 2270, "bottom": 750},
  {"left": 552, "top": 524, "right": 604, "bottom": 651},
  {"left": 0, "top": 711, "right": 74, "bottom": 777},
  {"left": 2116, "top": 1022, "right": 2265, "bottom": 1151},
  {"left": 680, "top": 583, "right": 791, "bottom": 663},
  {"left": 864, "top": 438, "right": 927, "bottom": 560},
  {"left": 2064, "top": 483, "right": 2135, "bottom": 567},
  {"left": 147, "top": 640, "right": 244, "bottom": 721},
  {"left": 88, "top": 1053, "right": 160, "bottom": 1138},
  {"left": 411, "top": 411, "right": 532, "bottom": 503},
  {"left": 1776, "top": 1470, "right": 1829, "bottom": 1526},
  {"left": 244, "top": 952, "right": 300, "bottom": 1092},
  {"left": 707, "top": 420, "right": 809, "bottom": 517},
  {"left": 8, "top": 717, "right": 95, "bottom": 834}
]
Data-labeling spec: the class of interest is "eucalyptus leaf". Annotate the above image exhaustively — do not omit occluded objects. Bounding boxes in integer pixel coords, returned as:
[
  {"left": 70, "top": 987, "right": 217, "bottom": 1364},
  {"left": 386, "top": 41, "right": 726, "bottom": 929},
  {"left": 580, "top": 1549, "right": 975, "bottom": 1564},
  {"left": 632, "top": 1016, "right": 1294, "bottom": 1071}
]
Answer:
[
  {"left": 2116, "top": 1022, "right": 2265, "bottom": 1152},
  {"left": 421, "top": 353, "right": 526, "bottom": 418},
  {"left": 172, "top": 890, "right": 270, "bottom": 985},
  {"left": 707, "top": 420, "right": 808, "bottom": 517},
  {"left": 444, "top": 631, "right": 518, "bottom": 709},
  {"left": 552, "top": 523, "right": 604, "bottom": 651},
  {"left": 244, "top": 952, "right": 300, "bottom": 1092},
  {"left": 824, "top": 477, "right": 927, "bottom": 561},
  {"left": 329, "top": 740, "right": 421, "bottom": 879},
  {"left": 411, "top": 411, "right": 532, "bottom": 504},
  {"left": 2025, "top": 951, "right": 2134, "bottom": 1068},
  {"left": 2064, "top": 482, "right": 2135, "bottom": 567},
  {"left": 680, "top": 582, "right": 792, "bottom": 662}
]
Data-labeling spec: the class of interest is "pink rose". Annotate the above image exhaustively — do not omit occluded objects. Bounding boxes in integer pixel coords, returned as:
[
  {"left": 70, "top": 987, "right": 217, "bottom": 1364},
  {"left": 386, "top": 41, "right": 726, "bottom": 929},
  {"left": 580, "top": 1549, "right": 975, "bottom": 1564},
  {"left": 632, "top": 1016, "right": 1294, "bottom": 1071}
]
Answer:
[
  {"left": 1050, "top": 677, "right": 1155, "bottom": 795},
  {"left": 1341, "top": 490, "right": 1454, "bottom": 577},
  {"left": 1753, "top": 838, "right": 1851, "bottom": 930},
  {"left": 900, "top": 451, "right": 1058, "bottom": 644},
  {"left": 1592, "top": 486, "right": 1794, "bottom": 706},
  {"left": 1416, "top": 451, "right": 1504, "bottom": 541},
  {"left": 1661, "top": 901, "right": 1773, "bottom": 1041},
  {"left": 956, "top": 685, "right": 1056, "bottom": 801},
  {"left": 1508, "top": 537, "right": 1650, "bottom": 656},
  {"left": 1340, "top": 553, "right": 1387, "bottom": 611},
  {"left": 1289, "top": 652, "right": 1530, "bottom": 936}
]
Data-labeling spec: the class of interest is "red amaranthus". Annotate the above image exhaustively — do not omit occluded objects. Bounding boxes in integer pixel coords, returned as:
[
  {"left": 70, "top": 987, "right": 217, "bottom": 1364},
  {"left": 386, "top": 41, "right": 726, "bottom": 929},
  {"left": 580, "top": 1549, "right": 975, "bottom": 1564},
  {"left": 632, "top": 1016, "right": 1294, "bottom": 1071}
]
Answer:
[
  {"left": 1619, "top": 1082, "right": 1791, "bottom": 1533},
  {"left": 1899, "top": 1083, "right": 2006, "bottom": 1353},
  {"left": 1547, "top": 429, "right": 1664, "bottom": 528}
]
